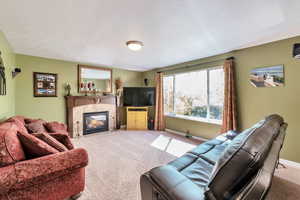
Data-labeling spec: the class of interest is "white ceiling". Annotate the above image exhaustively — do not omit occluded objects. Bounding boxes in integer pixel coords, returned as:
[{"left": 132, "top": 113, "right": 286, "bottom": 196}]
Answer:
[{"left": 0, "top": 0, "right": 300, "bottom": 71}]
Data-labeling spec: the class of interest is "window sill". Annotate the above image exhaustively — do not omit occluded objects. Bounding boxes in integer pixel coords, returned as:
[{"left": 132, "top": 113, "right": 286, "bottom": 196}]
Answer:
[{"left": 164, "top": 114, "right": 222, "bottom": 125}]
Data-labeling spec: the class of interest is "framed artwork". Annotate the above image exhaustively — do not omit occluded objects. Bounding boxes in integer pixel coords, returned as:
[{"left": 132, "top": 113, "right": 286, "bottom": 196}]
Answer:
[
  {"left": 33, "top": 72, "right": 57, "bottom": 97},
  {"left": 249, "top": 65, "right": 284, "bottom": 88}
]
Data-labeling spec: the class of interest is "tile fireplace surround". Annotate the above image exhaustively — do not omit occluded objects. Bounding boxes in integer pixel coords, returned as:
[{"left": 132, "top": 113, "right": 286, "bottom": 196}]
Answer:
[
  {"left": 65, "top": 96, "right": 116, "bottom": 138},
  {"left": 74, "top": 104, "right": 115, "bottom": 137}
]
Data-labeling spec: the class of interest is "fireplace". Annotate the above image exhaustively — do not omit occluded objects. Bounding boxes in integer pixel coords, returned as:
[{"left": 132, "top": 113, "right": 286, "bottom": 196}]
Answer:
[{"left": 83, "top": 111, "right": 109, "bottom": 135}]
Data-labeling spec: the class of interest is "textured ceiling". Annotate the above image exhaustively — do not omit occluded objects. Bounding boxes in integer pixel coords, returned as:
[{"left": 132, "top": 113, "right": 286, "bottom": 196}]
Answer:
[{"left": 0, "top": 0, "right": 300, "bottom": 71}]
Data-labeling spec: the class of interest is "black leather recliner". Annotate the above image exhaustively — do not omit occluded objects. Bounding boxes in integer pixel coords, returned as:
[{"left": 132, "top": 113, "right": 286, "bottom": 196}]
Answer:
[{"left": 140, "top": 114, "right": 287, "bottom": 200}]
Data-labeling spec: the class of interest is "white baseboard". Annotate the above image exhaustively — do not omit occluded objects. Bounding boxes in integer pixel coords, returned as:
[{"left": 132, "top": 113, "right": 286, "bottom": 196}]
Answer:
[
  {"left": 279, "top": 159, "right": 300, "bottom": 169},
  {"left": 165, "top": 128, "right": 208, "bottom": 142}
]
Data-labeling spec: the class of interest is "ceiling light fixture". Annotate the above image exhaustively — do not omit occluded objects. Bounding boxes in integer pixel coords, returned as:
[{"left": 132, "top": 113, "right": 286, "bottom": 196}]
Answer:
[{"left": 126, "top": 40, "right": 143, "bottom": 51}]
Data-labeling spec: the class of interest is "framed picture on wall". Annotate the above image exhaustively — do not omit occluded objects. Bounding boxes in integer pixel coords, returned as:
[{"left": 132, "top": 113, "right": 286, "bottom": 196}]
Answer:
[
  {"left": 33, "top": 72, "right": 57, "bottom": 97},
  {"left": 249, "top": 65, "right": 284, "bottom": 88}
]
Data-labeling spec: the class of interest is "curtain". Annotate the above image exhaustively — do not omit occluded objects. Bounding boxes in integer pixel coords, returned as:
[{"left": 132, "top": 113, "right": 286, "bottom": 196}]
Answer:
[
  {"left": 221, "top": 59, "right": 237, "bottom": 133},
  {"left": 154, "top": 72, "right": 165, "bottom": 131}
]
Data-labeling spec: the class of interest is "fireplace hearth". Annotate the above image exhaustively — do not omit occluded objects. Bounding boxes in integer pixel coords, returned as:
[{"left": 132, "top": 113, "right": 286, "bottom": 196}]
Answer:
[{"left": 83, "top": 111, "right": 109, "bottom": 135}]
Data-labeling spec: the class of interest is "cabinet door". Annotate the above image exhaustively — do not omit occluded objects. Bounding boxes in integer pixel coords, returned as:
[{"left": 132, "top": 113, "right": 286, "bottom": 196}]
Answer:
[
  {"left": 135, "top": 112, "right": 147, "bottom": 130},
  {"left": 127, "top": 112, "right": 136, "bottom": 130}
]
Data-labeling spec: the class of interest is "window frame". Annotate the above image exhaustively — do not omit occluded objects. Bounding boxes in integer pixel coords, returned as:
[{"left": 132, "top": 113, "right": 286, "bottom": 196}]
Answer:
[{"left": 163, "top": 66, "right": 224, "bottom": 125}]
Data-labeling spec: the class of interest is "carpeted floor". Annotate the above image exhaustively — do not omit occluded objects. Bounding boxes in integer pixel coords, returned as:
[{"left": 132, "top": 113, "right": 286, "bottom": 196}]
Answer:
[{"left": 72, "top": 130, "right": 300, "bottom": 200}]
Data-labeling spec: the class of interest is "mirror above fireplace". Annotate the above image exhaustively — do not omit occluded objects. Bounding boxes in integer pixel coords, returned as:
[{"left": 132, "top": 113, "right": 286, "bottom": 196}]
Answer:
[{"left": 78, "top": 65, "right": 112, "bottom": 93}]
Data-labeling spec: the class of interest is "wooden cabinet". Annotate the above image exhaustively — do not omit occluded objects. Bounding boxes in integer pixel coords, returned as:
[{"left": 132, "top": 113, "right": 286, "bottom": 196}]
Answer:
[{"left": 126, "top": 107, "right": 148, "bottom": 130}]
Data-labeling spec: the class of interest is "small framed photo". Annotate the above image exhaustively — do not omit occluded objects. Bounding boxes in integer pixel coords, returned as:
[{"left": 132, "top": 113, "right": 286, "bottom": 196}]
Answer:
[{"left": 33, "top": 72, "right": 57, "bottom": 97}]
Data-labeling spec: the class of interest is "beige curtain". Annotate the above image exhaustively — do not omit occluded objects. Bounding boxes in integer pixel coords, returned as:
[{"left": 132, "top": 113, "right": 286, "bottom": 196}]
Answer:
[
  {"left": 221, "top": 59, "right": 237, "bottom": 133},
  {"left": 154, "top": 72, "right": 165, "bottom": 131}
]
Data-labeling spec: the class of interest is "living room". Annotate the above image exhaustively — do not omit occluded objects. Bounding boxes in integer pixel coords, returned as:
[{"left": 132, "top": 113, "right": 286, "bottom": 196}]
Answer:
[{"left": 0, "top": 1, "right": 300, "bottom": 200}]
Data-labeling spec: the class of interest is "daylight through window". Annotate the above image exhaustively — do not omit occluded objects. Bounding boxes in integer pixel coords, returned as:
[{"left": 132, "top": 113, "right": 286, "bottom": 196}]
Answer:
[{"left": 163, "top": 66, "right": 224, "bottom": 124}]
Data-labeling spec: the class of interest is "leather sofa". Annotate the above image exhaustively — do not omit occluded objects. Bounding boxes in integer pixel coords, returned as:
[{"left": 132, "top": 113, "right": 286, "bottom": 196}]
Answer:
[
  {"left": 140, "top": 114, "right": 287, "bottom": 200},
  {"left": 0, "top": 116, "right": 88, "bottom": 200}
]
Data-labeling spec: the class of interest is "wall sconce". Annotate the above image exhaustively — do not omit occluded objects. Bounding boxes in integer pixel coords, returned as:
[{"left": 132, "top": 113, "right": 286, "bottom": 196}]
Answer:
[
  {"left": 12, "top": 68, "right": 21, "bottom": 78},
  {"left": 144, "top": 78, "right": 149, "bottom": 86},
  {"left": 293, "top": 43, "right": 300, "bottom": 59}
]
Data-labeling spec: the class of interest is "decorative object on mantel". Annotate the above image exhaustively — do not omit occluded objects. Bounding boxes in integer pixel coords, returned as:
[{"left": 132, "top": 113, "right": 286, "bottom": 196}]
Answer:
[
  {"left": 33, "top": 72, "right": 57, "bottom": 97},
  {"left": 12, "top": 67, "right": 21, "bottom": 78},
  {"left": 249, "top": 65, "right": 284, "bottom": 88},
  {"left": 78, "top": 65, "right": 112, "bottom": 94},
  {"left": 64, "top": 83, "right": 72, "bottom": 96},
  {"left": 0, "top": 51, "right": 6, "bottom": 96}
]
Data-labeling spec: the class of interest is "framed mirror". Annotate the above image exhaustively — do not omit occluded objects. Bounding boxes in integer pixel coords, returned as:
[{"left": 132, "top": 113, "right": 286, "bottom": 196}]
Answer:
[{"left": 78, "top": 65, "right": 112, "bottom": 93}]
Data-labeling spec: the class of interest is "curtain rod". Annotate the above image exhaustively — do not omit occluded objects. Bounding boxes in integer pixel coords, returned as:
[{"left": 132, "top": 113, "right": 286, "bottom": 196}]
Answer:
[{"left": 157, "top": 56, "right": 234, "bottom": 73}]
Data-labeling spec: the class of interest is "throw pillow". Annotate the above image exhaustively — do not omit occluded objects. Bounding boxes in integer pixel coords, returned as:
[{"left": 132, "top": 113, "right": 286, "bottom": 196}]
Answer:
[
  {"left": 25, "top": 120, "right": 47, "bottom": 133},
  {"left": 24, "top": 118, "right": 42, "bottom": 124},
  {"left": 6, "top": 117, "right": 28, "bottom": 134},
  {"left": 33, "top": 132, "right": 68, "bottom": 152},
  {"left": 44, "top": 122, "right": 67, "bottom": 133},
  {"left": 0, "top": 123, "right": 26, "bottom": 167},
  {"left": 49, "top": 133, "right": 74, "bottom": 150},
  {"left": 17, "top": 132, "right": 59, "bottom": 158}
]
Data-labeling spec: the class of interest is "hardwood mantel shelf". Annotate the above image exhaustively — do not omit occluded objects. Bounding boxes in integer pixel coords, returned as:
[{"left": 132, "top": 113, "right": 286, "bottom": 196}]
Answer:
[{"left": 65, "top": 95, "right": 116, "bottom": 137}]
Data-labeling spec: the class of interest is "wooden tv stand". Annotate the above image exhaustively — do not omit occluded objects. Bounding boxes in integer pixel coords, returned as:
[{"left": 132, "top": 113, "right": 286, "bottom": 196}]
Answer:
[{"left": 126, "top": 107, "right": 148, "bottom": 130}]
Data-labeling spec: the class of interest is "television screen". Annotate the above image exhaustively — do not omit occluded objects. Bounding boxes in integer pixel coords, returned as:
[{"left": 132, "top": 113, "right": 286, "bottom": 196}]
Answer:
[{"left": 123, "top": 87, "right": 156, "bottom": 106}]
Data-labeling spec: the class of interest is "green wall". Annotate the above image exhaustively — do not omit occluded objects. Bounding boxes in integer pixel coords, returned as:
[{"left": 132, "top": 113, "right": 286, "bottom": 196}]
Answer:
[
  {"left": 0, "top": 31, "right": 15, "bottom": 121},
  {"left": 15, "top": 54, "right": 143, "bottom": 123},
  {"left": 2, "top": 29, "right": 300, "bottom": 163},
  {"left": 143, "top": 36, "right": 300, "bottom": 163}
]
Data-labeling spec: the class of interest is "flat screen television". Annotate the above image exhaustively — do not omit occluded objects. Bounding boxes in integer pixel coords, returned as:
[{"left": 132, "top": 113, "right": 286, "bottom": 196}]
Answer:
[{"left": 123, "top": 87, "right": 156, "bottom": 107}]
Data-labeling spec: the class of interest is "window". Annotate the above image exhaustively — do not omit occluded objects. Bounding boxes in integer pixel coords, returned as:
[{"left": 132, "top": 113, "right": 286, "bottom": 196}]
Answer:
[{"left": 163, "top": 67, "right": 224, "bottom": 124}]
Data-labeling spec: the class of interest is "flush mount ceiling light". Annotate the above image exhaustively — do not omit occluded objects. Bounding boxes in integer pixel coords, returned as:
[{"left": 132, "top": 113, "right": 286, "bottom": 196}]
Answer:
[{"left": 126, "top": 40, "right": 143, "bottom": 51}]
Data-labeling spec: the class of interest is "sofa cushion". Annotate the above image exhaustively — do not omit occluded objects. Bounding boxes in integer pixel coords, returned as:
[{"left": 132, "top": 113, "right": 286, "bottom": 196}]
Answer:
[
  {"left": 49, "top": 133, "right": 74, "bottom": 150},
  {"left": 17, "top": 132, "right": 59, "bottom": 158},
  {"left": 6, "top": 117, "right": 28, "bottom": 134},
  {"left": 168, "top": 153, "right": 199, "bottom": 171},
  {"left": 25, "top": 120, "right": 47, "bottom": 133},
  {"left": 150, "top": 165, "right": 205, "bottom": 200},
  {"left": 44, "top": 122, "right": 67, "bottom": 133},
  {"left": 205, "top": 114, "right": 283, "bottom": 199},
  {"left": 0, "top": 122, "right": 26, "bottom": 167},
  {"left": 188, "top": 136, "right": 228, "bottom": 157},
  {"left": 180, "top": 157, "right": 214, "bottom": 188},
  {"left": 200, "top": 140, "right": 231, "bottom": 165},
  {"left": 33, "top": 133, "right": 68, "bottom": 152}
]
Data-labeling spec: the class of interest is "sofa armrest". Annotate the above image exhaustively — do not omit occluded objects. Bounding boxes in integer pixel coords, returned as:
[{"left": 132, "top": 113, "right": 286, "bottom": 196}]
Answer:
[
  {"left": 149, "top": 165, "right": 205, "bottom": 200},
  {"left": 13, "top": 148, "right": 88, "bottom": 190},
  {"left": 0, "top": 165, "right": 17, "bottom": 194}
]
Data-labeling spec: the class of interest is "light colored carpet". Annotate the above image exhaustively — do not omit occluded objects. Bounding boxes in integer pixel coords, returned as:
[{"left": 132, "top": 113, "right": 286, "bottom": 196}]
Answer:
[{"left": 73, "top": 131, "right": 300, "bottom": 200}]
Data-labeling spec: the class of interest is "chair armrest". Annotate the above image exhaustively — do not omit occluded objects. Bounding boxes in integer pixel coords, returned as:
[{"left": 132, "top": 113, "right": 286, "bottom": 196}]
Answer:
[
  {"left": 149, "top": 165, "right": 205, "bottom": 200},
  {"left": 13, "top": 148, "right": 88, "bottom": 190}
]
